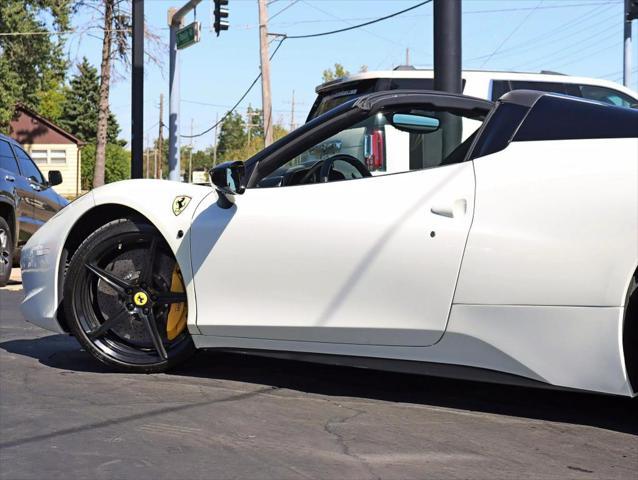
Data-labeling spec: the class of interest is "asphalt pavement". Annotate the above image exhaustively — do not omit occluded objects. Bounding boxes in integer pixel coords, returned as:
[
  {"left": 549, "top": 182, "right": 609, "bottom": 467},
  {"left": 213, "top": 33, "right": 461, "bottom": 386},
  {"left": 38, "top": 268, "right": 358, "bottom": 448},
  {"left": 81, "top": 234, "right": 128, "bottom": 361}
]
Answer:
[{"left": 1, "top": 269, "right": 637, "bottom": 480}]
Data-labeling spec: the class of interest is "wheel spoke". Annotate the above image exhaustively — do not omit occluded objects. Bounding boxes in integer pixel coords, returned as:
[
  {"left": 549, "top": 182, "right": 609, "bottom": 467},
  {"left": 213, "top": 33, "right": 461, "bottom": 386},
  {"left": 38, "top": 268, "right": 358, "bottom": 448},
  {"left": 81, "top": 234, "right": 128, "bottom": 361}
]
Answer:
[
  {"left": 88, "top": 309, "right": 129, "bottom": 339},
  {"left": 141, "top": 237, "right": 157, "bottom": 285},
  {"left": 139, "top": 310, "right": 168, "bottom": 360},
  {"left": 85, "top": 263, "right": 130, "bottom": 293},
  {"left": 155, "top": 292, "right": 187, "bottom": 304}
]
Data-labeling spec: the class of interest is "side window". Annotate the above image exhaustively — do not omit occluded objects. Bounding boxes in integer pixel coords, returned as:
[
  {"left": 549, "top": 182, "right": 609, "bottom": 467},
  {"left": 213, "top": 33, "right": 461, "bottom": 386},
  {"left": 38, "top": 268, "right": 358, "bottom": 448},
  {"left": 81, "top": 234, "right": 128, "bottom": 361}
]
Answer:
[
  {"left": 491, "top": 80, "right": 581, "bottom": 100},
  {"left": 258, "top": 108, "right": 484, "bottom": 188},
  {"left": 490, "top": 80, "right": 511, "bottom": 101},
  {"left": 0, "top": 140, "right": 19, "bottom": 174},
  {"left": 578, "top": 85, "right": 636, "bottom": 108},
  {"left": 13, "top": 146, "right": 45, "bottom": 184}
]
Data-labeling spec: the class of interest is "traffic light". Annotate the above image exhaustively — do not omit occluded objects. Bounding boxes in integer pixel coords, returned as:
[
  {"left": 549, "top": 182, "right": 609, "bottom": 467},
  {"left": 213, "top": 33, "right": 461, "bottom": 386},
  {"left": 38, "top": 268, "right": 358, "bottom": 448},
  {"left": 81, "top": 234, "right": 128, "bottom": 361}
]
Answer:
[
  {"left": 628, "top": 0, "right": 638, "bottom": 21},
  {"left": 214, "top": 0, "right": 229, "bottom": 36}
]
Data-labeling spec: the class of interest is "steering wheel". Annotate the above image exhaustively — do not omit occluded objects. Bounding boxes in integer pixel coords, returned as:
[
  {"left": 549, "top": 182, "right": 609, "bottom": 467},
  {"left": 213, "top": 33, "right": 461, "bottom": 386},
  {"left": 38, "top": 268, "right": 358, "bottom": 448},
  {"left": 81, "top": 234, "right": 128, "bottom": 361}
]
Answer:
[{"left": 318, "top": 154, "right": 372, "bottom": 183}]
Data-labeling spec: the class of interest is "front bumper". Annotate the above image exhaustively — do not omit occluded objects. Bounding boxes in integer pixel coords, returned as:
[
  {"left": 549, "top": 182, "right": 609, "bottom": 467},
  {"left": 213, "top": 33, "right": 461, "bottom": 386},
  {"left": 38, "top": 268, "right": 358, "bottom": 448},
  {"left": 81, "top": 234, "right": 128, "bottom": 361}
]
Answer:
[{"left": 20, "top": 193, "right": 95, "bottom": 333}]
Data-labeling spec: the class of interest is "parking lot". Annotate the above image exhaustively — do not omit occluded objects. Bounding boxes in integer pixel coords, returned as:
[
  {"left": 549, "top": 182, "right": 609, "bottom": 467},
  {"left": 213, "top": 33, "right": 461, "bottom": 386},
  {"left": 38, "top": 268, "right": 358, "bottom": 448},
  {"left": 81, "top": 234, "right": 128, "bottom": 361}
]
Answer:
[{"left": 0, "top": 270, "right": 636, "bottom": 480}]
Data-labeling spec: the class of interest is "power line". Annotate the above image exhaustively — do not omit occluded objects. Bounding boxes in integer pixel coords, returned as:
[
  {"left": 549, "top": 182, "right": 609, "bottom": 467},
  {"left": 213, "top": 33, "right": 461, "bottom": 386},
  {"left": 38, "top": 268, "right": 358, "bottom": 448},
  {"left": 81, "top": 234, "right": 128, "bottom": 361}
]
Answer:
[
  {"left": 0, "top": 28, "right": 130, "bottom": 36},
  {"left": 181, "top": 0, "right": 432, "bottom": 139},
  {"left": 511, "top": 23, "right": 621, "bottom": 70},
  {"left": 282, "top": 0, "right": 433, "bottom": 39},
  {"left": 479, "top": 0, "right": 545, "bottom": 68},
  {"left": 269, "top": 0, "right": 300, "bottom": 21},
  {"left": 465, "top": 3, "right": 615, "bottom": 63},
  {"left": 178, "top": 37, "right": 287, "bottom": 139}
]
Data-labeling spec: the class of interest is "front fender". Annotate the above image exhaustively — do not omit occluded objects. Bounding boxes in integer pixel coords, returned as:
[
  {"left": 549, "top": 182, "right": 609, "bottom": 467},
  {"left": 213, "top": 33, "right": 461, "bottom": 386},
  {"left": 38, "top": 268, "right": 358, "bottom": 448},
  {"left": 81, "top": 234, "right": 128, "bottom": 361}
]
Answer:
[{"left": 20, "top": 180, "right": 214, "bottom": 334}]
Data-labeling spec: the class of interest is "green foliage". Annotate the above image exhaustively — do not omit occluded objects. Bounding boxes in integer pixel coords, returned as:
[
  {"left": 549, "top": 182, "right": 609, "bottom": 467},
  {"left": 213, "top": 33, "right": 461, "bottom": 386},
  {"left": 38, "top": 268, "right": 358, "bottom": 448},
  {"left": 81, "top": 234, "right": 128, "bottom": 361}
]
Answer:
[
  {"left": 321, "top": 64, "right": 368, "bottom": 83},
  {"left": 81, "top": 143, "right": 130, "bottom": 190},
  {"left": 0, "top": 0, "right": 70, "bottom": 131},
  {"left": 58, "top": 58, "right": 120, "bottom": 143},
  {"left": 146, "top": 110, "right": 289, "bottom": 180},
  {"left": 221, "top": 123, "right": 288, "bottom": 163},
  {"left": 322, "top": 63, "right": 350, "bottom": 83},
  {"left": 216, "top": 112, "right": 247, "bottom": 158}
]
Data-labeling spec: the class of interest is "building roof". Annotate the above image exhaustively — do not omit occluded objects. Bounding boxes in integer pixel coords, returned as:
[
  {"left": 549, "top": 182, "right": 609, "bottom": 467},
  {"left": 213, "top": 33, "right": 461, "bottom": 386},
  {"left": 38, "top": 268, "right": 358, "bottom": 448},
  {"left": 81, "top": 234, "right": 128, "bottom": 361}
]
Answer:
[{"left": 10, "top": 104, "right": 85, "bottom": 146}]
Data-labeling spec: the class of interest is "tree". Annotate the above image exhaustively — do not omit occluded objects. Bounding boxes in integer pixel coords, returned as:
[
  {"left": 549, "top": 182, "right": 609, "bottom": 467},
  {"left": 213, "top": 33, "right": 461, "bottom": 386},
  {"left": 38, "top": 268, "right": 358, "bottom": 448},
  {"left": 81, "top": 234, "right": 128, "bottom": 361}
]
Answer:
[
  {"left": 221, "top": 123, "right": 288, "bottom": 163},
  {"left": 91, "top": 0, "right": 130, "bottom": 188},
  {"left": 217, "top": 112, "right": 247, "bottom": 158},
  {"left": 321, "top": 64, "right": 368, "bottom": 84},
  {"left": 321, "top": 63, "right": 350, "bottom": 83},
  {"left": 58, "top": 57, "right": 121, "bottom": 143},
  {"left": 81, "top": 143, "right": 130, "bottom": 190},
  {"left": 0, "top": 0, "right": 70, "bottom": 130},
  {"left": 246, "top": 105, "right": 264, "bottom": 140}
]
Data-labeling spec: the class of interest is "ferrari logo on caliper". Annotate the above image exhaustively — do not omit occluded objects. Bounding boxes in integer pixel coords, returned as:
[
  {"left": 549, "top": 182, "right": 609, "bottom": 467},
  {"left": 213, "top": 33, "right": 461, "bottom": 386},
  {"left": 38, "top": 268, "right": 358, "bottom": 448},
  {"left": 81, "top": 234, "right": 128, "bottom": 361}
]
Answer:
[
  {"left": 133, "top": 291, "right": 148, "bottom": 307},
  {"left": 172, "top": 196, "right": 191, "bottom": 216}
]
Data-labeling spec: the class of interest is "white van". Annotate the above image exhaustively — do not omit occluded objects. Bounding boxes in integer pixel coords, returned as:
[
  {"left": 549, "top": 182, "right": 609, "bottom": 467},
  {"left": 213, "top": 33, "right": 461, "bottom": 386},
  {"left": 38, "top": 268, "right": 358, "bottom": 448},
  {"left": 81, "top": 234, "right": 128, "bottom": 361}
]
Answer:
[{"left": 302, "top": 69, "right": 638, "bottom": 175}]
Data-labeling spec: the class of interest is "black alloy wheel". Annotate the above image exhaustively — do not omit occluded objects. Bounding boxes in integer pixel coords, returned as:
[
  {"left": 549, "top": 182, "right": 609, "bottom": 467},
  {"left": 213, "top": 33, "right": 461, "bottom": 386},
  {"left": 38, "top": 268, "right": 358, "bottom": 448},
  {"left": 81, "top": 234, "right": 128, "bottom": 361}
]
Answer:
[
  {"left": 0, "top": 216, "right": 13, "bottom": 287},
  {"left": 64, "top": 218, "right": 195, "bottom": 372}
]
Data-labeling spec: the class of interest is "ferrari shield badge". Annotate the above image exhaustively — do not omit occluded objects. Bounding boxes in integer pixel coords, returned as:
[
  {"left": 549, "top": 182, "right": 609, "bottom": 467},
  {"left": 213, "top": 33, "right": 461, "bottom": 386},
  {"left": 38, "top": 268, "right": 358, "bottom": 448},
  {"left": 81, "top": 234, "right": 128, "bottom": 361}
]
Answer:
[{"left": 172, "top": 196, "right": 191, "bottom": 216}]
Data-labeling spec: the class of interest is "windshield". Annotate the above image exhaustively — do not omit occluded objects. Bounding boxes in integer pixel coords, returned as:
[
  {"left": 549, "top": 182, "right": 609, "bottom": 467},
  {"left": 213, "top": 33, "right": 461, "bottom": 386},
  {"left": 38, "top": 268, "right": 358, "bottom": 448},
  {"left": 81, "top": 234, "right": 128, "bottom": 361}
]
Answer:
[{"left": 308, "top": 79, "right": 378, "bottom": 120}]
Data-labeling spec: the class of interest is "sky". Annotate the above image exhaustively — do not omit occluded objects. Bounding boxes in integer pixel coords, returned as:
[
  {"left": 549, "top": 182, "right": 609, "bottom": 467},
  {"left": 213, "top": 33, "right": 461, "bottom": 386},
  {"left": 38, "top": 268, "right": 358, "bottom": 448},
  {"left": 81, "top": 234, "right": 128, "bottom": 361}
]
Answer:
[{"left": 65, "top": 0, "right": 638, "bottom": 151}]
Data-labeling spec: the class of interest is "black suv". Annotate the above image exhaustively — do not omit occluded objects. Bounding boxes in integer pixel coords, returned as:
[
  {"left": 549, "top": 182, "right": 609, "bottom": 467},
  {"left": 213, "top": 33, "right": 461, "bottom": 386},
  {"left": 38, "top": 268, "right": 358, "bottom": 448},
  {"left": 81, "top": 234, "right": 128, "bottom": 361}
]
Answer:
[{"left": 0, "top": 133, "right": 68, "bottom": 286}]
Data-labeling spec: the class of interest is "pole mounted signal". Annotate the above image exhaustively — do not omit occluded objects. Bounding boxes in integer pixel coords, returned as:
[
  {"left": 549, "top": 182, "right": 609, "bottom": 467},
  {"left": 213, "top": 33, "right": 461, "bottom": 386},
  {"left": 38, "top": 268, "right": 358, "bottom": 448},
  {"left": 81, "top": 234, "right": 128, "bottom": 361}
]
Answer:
[
  {"left": 628, "top": 0, "right": 638, "bottom": 21},
  {"left": 214, "top": 0, "right": 229, "bottom": 36}
]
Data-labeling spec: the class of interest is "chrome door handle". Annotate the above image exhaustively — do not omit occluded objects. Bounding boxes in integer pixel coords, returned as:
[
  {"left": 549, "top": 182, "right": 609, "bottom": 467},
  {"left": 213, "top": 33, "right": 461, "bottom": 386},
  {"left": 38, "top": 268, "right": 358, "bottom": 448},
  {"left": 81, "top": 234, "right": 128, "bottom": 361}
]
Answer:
[
  {"left": 30, "top": 183, "right": 41, "bottom": 192},
  {"left": 431, "top": 199, "right": 467, "bottom": 218},
  {"left": 4, "top": 175, "right": 15, "bottom": 182}
]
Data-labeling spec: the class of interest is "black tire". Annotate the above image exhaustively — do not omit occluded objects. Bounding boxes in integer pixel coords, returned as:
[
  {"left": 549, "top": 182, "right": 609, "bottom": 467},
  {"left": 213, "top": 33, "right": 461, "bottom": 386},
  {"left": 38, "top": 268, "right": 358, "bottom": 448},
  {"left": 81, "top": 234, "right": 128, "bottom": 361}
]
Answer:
[
  {"left": 0, "top": 216, "right": 13, "bottom": 287},
  {"left": 623, "top": 270, "right": 638, "bottom": 392},
  {"left": 63, "top": 218, "right": 195, "bottom": 373}
]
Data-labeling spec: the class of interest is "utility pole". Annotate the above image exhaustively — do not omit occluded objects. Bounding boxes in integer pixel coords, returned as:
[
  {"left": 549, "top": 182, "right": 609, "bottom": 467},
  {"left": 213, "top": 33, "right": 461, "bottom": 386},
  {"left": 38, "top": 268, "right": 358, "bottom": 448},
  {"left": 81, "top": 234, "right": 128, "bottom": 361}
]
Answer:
[
  {"left": 213, "top": 112, "right": 219, "bottom": 166},
  {"left": 433, "top": 0, "right": 462, "bottom": 161},
  {"left": 154, "top": 148, "right": 158, "bottom": 179},
  {"left": 131, "top": 0, "right": 144, "bottom": 179},
  {"left": 406, "top": 47, "right": 410, "bottom": 66},
  {"left": 158, "top": 93, "right": 164, "bottom": 180},
  {"left": 168, "top": 0, "right": 203, "bottom": 181},
  {"left": 189, "top": 118, "right": 194, "bottom": 183},
  {"left": 624, "top": 0, "right": 635, "bottom": 88},
  {"left": 289, "top": 90, "right": 295, "bottom": 131},
  {"left": 258, "top": 0, "right": 274, "bottom": 147},
  {"left": 145, "top": 135, "right": 149, "bottom": 178}
]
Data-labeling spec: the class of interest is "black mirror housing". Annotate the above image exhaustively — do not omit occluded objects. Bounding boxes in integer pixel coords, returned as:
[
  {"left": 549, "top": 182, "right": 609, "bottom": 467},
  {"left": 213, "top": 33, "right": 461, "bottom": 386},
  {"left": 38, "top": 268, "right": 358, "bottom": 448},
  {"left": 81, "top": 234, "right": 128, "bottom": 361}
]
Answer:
[
  {"left": 209, "top": 161, "right": 246, "bottom": 196},
  {"left": 48, "top": 170, "right": 63, "bottom": 186}
]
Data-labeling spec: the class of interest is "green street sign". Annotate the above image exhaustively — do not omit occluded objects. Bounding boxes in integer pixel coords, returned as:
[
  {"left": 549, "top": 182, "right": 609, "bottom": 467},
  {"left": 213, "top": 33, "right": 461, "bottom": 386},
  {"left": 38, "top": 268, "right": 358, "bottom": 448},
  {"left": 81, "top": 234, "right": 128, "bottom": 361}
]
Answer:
[{"left": 176, "top": 21, "right": 201, "bottom": 50}]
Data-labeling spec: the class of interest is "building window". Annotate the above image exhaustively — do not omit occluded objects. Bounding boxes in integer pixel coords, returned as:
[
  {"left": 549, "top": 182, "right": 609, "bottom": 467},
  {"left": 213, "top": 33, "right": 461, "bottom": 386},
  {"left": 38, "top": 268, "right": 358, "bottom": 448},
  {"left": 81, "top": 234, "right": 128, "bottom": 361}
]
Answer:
[
  {"left": 50, "top": 150, "right": 67, "bottom": 164},
  {"left": 31, "top": 150, "right": 48, "bottom": 164}
]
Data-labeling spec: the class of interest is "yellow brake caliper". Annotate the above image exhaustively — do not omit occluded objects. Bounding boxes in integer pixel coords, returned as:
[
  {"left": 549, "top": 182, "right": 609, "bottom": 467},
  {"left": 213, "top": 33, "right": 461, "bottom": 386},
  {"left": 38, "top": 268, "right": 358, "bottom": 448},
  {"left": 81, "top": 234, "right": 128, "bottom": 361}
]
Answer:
[{"left": 166, "top": 265, "right": 188, "bottom": 340}]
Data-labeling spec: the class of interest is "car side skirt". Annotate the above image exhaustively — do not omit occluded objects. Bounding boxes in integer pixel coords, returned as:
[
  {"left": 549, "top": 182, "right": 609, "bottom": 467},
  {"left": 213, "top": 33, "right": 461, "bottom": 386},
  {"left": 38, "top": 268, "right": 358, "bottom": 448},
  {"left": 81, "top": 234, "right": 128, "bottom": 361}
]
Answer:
[{"left": 192, "top": 304, "right": 634, "bottom": 397}]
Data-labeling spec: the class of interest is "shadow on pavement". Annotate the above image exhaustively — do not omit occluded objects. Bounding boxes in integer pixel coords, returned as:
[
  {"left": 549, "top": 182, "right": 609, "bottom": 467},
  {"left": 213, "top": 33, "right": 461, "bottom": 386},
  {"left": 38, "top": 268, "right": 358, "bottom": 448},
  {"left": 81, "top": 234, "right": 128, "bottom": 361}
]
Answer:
[{"left": 2, "top": 334, "right": 637, "bottom": 436}]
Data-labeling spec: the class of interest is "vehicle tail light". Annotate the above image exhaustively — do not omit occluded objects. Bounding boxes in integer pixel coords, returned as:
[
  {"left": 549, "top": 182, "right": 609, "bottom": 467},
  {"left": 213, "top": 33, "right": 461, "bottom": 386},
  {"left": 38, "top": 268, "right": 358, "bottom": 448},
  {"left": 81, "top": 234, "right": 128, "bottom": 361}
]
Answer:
[{"left": 364, "top": 129, "right": 384, "bottom": 171}]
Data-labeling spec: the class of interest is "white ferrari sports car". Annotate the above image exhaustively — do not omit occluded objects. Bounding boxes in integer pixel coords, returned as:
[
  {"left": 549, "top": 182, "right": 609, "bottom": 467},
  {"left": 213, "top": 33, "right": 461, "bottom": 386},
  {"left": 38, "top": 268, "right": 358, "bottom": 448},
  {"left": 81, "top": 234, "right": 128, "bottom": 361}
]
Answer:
[{"left": 19, "top": 90, "right": 638, "bottom": 396}]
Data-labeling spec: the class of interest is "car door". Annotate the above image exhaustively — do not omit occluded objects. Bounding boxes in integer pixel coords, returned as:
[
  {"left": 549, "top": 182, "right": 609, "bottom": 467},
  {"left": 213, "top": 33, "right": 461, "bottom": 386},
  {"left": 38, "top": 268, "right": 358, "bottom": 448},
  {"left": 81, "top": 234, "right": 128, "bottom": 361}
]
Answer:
[
  {"left": 191, "top": 98, "right": 488, "bottom": 347},
  {"left": 0, "top": 139, "right": 36, "bottom": 246},
  {"left": 12, "top": 146, "right": 58, "bottom": 227}
]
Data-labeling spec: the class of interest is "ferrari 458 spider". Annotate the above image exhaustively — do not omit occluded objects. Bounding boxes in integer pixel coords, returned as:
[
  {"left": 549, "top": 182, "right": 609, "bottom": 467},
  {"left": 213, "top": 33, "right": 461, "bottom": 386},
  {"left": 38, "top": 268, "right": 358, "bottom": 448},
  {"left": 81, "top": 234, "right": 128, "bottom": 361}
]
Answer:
[{"left": 19, "top": 89, "right": 638, "bottom": 396}]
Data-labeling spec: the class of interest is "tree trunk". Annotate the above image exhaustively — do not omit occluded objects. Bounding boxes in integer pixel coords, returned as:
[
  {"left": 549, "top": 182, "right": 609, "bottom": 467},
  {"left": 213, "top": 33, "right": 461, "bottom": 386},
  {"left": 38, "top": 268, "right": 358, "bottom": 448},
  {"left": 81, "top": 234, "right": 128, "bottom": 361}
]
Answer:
[{"left": 93, "top": 0, "right": 114, "bottom": 188}]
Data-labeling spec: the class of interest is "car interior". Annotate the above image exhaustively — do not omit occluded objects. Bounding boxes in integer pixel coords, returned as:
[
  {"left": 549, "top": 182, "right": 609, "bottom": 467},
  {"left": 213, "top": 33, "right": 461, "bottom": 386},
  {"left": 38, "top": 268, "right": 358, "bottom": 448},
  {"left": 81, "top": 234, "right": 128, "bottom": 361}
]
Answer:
[{"left": 257, "top": 107, "right": 485, "bottom": 188}]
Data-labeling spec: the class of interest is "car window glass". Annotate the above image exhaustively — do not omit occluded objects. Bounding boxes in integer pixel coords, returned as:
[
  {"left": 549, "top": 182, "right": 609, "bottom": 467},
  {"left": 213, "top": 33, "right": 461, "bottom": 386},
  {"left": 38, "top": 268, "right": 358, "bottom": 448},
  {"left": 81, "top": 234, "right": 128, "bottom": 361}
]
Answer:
[
  {"left": 258, "top": 109, "right": 484, "bottom": 188},
  {"left": 0, "top": 140, "right": 20, "bottom": 174},
  {"left": 491, "top": 80, "right": 511, "bottom": 100},
  {"left": 13, "top": 146, "right": 45, "bottom": 184},
  {"left": 578, "top": 84, "right": 635, "bottom": 107},
  {"left": 491, "top": 80, "right": 582, "bottom": 100}
]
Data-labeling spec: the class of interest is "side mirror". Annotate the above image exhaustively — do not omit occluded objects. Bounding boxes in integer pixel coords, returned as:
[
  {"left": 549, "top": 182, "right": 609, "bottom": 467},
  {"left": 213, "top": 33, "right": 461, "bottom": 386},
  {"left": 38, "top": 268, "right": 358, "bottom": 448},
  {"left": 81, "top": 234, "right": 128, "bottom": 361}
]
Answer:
[
  {"left": 48, "top": 170, "right": 63, "bottom": 186},
  {"left": 209, "top": 161, "right": 246, "bottom": 196}
]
